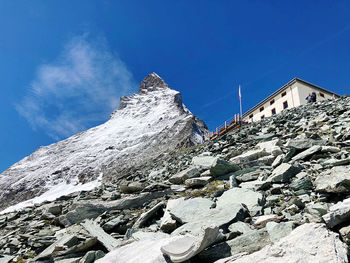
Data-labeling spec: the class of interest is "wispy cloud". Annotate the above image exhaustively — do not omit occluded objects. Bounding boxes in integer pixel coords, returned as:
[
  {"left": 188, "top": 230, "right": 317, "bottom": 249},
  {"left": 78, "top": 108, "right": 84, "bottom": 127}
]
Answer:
[{"left": 16, "top": 35, "right": 137, "bottom": 140}]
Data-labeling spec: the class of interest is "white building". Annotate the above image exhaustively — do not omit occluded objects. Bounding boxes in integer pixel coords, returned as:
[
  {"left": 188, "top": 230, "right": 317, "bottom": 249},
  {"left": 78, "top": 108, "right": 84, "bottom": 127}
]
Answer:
[{"left": 243, "top": 78, "right": 339, "bottom": 122}]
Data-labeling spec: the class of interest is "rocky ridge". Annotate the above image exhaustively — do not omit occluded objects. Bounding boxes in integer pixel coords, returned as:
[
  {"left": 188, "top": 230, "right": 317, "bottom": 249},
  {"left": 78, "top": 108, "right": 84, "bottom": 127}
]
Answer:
[
  {"left": 0, "top": 73, "right": 208, "bottom": 213},
  {"left": 1, "top": 95, "right": 350, "bottom": 262}
]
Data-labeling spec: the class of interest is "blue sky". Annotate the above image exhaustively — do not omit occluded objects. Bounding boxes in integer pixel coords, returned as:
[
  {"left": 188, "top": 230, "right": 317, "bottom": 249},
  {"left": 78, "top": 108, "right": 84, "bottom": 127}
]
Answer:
[{"left": 0, "top": 0, "right": 349, "bottom": 173}]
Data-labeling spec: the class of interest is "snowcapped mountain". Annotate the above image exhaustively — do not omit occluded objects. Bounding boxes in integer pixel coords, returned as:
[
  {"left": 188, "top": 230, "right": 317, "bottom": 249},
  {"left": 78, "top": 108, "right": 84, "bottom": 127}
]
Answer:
[{"left": 0, "top": 73, "right": 208, "bottom": 212}]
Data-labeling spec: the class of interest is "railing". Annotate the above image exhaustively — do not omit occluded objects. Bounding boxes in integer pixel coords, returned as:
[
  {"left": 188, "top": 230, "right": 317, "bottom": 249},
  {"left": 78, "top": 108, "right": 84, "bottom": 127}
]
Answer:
[{"left": 206, "top": 114, "right": 247, "bottom": 141}]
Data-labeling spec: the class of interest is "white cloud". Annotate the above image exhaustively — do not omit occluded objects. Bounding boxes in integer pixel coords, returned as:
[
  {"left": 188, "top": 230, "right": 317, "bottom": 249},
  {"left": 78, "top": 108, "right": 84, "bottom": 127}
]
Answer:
[{"left": 16, "top": 35, "right": 137, "bottom": 140}]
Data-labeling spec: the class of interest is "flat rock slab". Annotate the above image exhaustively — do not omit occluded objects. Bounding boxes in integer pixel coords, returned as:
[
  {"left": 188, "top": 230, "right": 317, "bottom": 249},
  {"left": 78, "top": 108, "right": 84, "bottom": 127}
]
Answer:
[
  {"left": 198, "top": 229, "right": 271, "bottom": 262},
  {"left": 216, "top": 188, "right": 263, "bottom": 212},
  {"left": 185, "top": 177, "right": 211, "bottom": 187},
  {"left": 267, "top": 163, "right": 302, "bottom": 183},
  {"left": 285, "top": 139, "right": 324, "bottom": 150},
  {"left": 169, "top": 167, "right": 201, "bottom": 185},
  {"left": 95, "top": 236, "right": 180, "bottom": 263},
  {"left": 315, "top": 166, "right": 350, "bottom": 193},
  {"left": 323, "top": 197, "right": 350, "bottom": 228},
  {"left": 266, "top": 221, "right": 294, "bottom": 243},
  {"left": 33, "top": 234, "right": 79, "bottom": 260},
  {"left": 171, "top": 203, "right": 247, "bottom": 236},
  {"left": 0, "top": 255, "right": 14, "bottom": 263},
  {"left": 169, "top": 197, "right": 214, "bottom": 224},
  {"left": 192, "top": 156, "right": 239, "bottom": 177},
  {"left": 82, "top": 219, "right": 121, "bottom": 252},
  {"left": 217, "top": 223, "right": 348, "bottom": 263},
  {"left": 291, "top": 145, "right": 322, "bottom": 161},
  {"left": 60, "top": 191, "right": 169, "bottom": 226},
  {"left": 230, "top": 149, "right": 270, "bottom": 164}
]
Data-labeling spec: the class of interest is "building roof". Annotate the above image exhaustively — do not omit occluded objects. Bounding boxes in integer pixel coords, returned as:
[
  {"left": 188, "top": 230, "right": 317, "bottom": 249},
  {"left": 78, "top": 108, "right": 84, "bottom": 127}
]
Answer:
[{"left": 243, "top": 78, "right": 340, "bottom": 117}]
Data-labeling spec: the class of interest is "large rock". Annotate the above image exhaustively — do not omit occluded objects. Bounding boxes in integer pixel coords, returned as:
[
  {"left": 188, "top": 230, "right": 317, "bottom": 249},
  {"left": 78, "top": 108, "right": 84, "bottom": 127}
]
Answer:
[
  {"left": 160, "top": 198, "right": 184, "bottom": 233},
  {"left": 267, "top": 163, "right": 302, "bottom": 183},
  {"left": 81, "top": 219, "right": 121, "bottom": 252},
  {"left": 285, "top": 139, "right": 324, "bottom": 150},
  {"left": 216, "top": 188, "right": 263, "bottom": 213},
  {"left": 256, "top": 139, "right": 283, "bottom": 156},
  {"left": 185, "top": 177, "right": 211, "bottom": 188},
  {"left": 198, "top": 229, "right": 271, "bottom": 262},
  {"left": 216, "top": 223, "right": 348, "bottom": 263},
  {"left": 265, "top": 221, "right": 294, "bottom": 243},
  {"left": 161, "top": 225, "right": 219, "bottom": 262},
  {"left": 95, "top": 235, "right": 179, "bottom": 263},
  {"left": 192, "top": 156, "right": 239, "bottom": 177},
  {"left": 169, "top": 167, "right": 201, "bottom": 185},
  {"left": 59, "top": 191, "right": 169, "bottom": 226},
  {"left": 133, "top": 202, "right": 165, "bottom": 228},
  {"left": 33, "top": 235, "right": 80, "bottom": 260},
  {"left": 169, "top": 197, "right": 214, "bottom": 224},
  {"left": 170, "top": 198, "right": 247, "bottom": 236},
  {"left": 323, "top": 197, "right": 350, "bottom": 228},
  {"left": 304, "top": 202, "right": 330, "bottom": 223},
  {"left": 230, "top": 149, "right": 270, "bottom": 164},
  {"left": 315, "top": 166, "right": 350, "bottom": 193},
  {"left": 291, "top": 145, "right": 322, "bottom": 161},
  {"left": 0, "top": 256, "right": 14, "bottom": 263}
]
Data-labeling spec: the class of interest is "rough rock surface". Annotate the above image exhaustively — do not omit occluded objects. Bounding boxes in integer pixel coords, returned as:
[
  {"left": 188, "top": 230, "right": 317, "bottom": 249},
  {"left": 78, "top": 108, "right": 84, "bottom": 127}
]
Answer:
[{"left": 218, "top": 223, "right": 348, "bottom": 263}]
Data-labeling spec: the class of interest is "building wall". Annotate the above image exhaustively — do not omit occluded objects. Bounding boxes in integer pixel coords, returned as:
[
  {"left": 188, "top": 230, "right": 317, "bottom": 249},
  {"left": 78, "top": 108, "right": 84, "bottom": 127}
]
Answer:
[
  {"left": 244, "top": 81, "right": 334, "bottom": 122},
  {"left": 295, "top": 82, "right": 334, "bottom": 105},
  {"left": 245, "top": 83, "right": 299, "bottom": 122}
]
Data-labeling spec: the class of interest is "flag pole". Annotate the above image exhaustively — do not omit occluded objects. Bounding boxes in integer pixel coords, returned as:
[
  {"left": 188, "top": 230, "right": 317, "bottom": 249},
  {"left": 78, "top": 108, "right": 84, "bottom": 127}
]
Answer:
[{"left": 239, "top": 85, "right": 243, "bottom": 127}]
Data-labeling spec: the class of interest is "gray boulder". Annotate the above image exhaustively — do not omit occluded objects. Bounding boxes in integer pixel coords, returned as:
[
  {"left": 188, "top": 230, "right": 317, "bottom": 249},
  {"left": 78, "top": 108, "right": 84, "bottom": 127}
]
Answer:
[
  {"left": 216, "top": 188, "right": 264, "bottom": 214},
  {"left": 285, "top": 139, "right": 324, "bottom": 150},
  {"left": 185, "top": 177, "right": 211, "bottom": 188},
  {"left": 304, "top": 202, "right": 330, "bottom": 223},
  {"left": 192, "top": 156, "right": 240, "bottom": 177},
  {"left": 265, "top": 221, "right": 294, "bottom": 243},
  {"left": 169, "top": 197, "right": 214, "bottom": 224},
  {"left": 216, "top": 223, "right": 348, "bottom": 263},
  {"left": 169, "top": 167, "right": 201, "bottom": 185},
  {"left": 323, "top": 197, "right": 350, "bottom": 228},
  {"left": 315, "top": 166, "right": 350, "bottom": 193},
  {"left": 267, "top": 163, "right": 302, "bottom": 183},
  {"left": 291, "top": 145, "right": 322, "bottom": 161},
  {"left": 198, "top": 229, "right": 271, "bottom": 262}
]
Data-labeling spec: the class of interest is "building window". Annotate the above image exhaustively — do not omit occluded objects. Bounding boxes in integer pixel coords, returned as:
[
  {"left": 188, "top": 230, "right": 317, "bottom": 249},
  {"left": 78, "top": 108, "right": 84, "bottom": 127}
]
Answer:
[
  {"left": 270, "top": 99, "right": 275, "bottom": 105},
  {"left": 283, "top": 101, "right": 288, "bottom": 109},
  {"left": 261, "top": 115, "right": 265, "bottom": 119},
  {"left": 260, "top": 106, "right": 264, "bottom": 112},
  {"left": 320, "top": 93, "right": 325, "bottom": 98},
  {"left": 249, "top": 114, "right": 253, "bottom": 119},
  {"left": 271, "top": 108, "right": 276, "bottom": 115},
  {"left": 281, "top": 91, "right": 287, "bottom": 97}
]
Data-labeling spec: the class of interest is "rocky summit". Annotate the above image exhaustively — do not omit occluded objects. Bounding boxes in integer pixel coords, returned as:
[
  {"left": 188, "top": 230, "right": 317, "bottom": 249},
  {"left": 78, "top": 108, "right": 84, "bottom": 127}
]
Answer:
[
  {"left": 0, "top": 73, "right": 208, "bottom": 213},
  {"left": 0, "top": 88, "right": 350, "bottom": 263}
]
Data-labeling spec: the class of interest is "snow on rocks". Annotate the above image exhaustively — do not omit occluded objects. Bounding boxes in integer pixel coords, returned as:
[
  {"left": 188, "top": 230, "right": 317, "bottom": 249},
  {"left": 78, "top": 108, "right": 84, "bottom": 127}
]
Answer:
[{"left": 0, "top": 73, "right": 208, "bottom": 212}]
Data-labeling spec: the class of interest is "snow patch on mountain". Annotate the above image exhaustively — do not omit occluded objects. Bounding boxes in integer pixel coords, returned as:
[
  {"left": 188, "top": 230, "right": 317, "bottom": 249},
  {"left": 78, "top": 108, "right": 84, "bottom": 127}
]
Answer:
[{"left": 0, "top": 73, "right": 208, "bottom": 212}]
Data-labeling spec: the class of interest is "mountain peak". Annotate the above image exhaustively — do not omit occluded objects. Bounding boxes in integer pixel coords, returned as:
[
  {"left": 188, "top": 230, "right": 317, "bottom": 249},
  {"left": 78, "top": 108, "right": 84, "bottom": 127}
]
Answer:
[{"left": 138, "top": 72, "right": 169, "bottom": 94}]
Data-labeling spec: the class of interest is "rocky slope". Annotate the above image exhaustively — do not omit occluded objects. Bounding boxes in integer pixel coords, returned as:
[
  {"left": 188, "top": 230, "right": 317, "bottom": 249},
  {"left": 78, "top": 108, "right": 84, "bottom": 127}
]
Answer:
[
  {"left": 1, "top": 95, "right": 350, "bottom": 263},
  {"left": 0, "top": 73, "right": 208, "bottom": 213}
]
